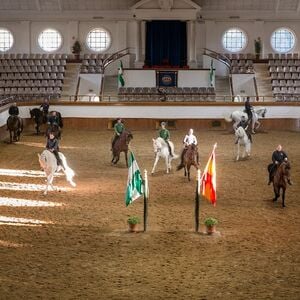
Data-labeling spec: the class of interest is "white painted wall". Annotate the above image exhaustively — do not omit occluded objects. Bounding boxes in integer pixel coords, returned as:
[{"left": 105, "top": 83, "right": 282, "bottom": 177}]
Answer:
[
  {"left": 11, "top": 104, "right": 300, "bottom": 120},
  {"left": 1, "top": 19, "right": 300, "bottom": 75},
  {"left": 123, "top": 70, "right": 214, "bottom": 87},
  {"left": 201, "top": 20, "right": 300, "bottom": 58},
  {"left": 123, "top": 70, "right": 156, "bottom": 87},
  {"left": 177, "top": 70, "right": 214, "bottom": 87},
  {"left": 232, "top": 74, "right": 256, "bottom": 97},
  {"left": 78, "top": 74, "right": 102, "bottom": 100}
]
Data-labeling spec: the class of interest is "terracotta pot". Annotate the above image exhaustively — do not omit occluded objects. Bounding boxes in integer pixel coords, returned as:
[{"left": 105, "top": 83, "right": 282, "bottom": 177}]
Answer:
[
  {"left": 128, "top": 223, "right": 138, "bottom": 232},
  {"left": 206, "top": 225, "right": 216, "bottom": 235}
]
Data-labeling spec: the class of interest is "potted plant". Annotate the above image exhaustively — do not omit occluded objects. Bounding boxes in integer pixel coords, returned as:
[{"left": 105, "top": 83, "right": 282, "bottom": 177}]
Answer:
[
  {"left": 254, "top": 37, "right": 262, "bottom": 60},
  {"left": 204, "top": 217, "right": 218, "bottom": 234},
  {"left": 127, "top": 216, "right": 140, "bottom": 232},
  {"left": 72, "top": 40, "right": 82, "bottom": 60}
]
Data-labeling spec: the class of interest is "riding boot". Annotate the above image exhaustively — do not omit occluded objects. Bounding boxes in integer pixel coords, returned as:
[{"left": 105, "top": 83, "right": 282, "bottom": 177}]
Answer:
[{"left": 166, "top": 141, "right": 173, "bottom": 157}]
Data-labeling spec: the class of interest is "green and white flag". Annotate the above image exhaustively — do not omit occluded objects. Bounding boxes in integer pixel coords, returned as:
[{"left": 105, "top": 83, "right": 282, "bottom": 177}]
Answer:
[
  {"left": 209, "top": 59, "right": 214, "bottom": 87},
  {"left": 118, "top": 60, "right": 125, "bottom": 87},
  {"left": 125, "top": 151, "right": 144, "bottom": 206}
]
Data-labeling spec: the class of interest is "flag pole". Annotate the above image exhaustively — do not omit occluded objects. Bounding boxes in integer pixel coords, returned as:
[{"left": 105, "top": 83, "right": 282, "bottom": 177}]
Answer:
[
  {"left": 143, "top": 169, "right": 148, "bottom": 232},
  {"left": 195, "top": 169, "right": 201, "bottom": 233}
]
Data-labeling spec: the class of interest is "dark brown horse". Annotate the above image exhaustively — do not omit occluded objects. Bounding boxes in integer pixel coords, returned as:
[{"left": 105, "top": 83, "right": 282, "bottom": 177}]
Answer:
[
  {"left": 46, "top": 123, "right": 61, "bottom": 140},
  {"left": 177, "top": 144, "right": 199, "bottom": 181},
  {"left": 272, "top": 161, "right": 291, "bottom": 207},
  {"left": 111, "top": 131, "right": 133, "bottom": 167},
  {"left": 30, "top": 108, "right": 46, "bottom": 135},
  {"left": 6, "top": 115, "right": 23, "bottom": 143}
]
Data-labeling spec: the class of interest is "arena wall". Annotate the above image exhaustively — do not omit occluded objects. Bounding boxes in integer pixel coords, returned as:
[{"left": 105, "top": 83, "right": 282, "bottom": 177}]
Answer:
[{"left": 1, "top": 103, "right": 299, "bottom": 137}]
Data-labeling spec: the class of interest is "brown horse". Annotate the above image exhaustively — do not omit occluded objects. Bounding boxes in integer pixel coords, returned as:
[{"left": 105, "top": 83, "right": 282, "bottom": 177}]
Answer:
[
  {"left": 272, "top": 161, "right": 291, "bottom": 207},
  {"left": 6, "top": 115, "right": 23, "bottom": 143},
  {"left": 111, "top": 131, "right": 133, "bottom": 167},
  {"left": 177, "top": 144, "right": 199, "bottom": 181}
]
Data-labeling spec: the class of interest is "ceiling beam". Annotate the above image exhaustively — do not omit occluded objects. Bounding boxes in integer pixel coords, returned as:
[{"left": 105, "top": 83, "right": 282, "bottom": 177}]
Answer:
[
  {"left": 57, "top": 0, "right": 63, "bottom": 12},
  {"left": 35, "top": 0, "right": 41, "bottom": 11},
  {"left": 297, "top": 0, "right": 300, "bottom": 13},
  {"left": 131, "top": 0, "right": 152, "bottom": 10},
  {"left": 275, "top": 0, "right": 280, "bottom": 14},
  {"left": 182, "top": 0, "right": 201, "bottom": 10}
]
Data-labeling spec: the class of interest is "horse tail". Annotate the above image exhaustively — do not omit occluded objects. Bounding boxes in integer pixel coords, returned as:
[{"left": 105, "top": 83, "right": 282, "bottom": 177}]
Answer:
[
  {"left": 177, "top": 164, "right": 184, "bottom": 171},
  {"left": 225, "top": 113, "right": 233, "bottom": 122}
]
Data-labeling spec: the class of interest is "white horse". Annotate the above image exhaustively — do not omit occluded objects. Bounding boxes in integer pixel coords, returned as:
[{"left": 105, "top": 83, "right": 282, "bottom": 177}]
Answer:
[
  {"left": 38, "top": 150, "right": 76, "bottom": 195},
  {"left": 235, "top": 127, "right": 251, "bottom": 161},
  {"left": 225, "top": 106, "right": 267, "bottom": 133},
  {"left": 151, "top": 137, "right": 178, "bottom": 174}
]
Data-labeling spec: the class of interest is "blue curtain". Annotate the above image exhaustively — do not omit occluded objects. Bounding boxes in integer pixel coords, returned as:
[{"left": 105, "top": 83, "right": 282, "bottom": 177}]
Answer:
[{"left": 145, "top": 21, "right": 187, "bottom": 67}]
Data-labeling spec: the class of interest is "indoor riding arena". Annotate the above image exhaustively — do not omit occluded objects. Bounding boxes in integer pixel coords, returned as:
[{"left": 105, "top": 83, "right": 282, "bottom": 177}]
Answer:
[{"left": 1, "top": 1, "right": 300, "bottom": 299}]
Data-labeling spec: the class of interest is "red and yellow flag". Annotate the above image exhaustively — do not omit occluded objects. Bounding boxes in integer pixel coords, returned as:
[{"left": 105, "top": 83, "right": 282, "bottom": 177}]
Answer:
[{"left": 201, "top": 144, "right": 217, "bottom": 206}]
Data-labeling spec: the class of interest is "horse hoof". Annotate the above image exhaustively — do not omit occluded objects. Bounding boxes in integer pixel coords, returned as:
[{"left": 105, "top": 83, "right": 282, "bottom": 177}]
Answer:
[
  {"left": 282, "top": 205, "right": 286, "bottom": 208},
  {"left": 272, "top": 198, "right": 277, "bottom": 202}
]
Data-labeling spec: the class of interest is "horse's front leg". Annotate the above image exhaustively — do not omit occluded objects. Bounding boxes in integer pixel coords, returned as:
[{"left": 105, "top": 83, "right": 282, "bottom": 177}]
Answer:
[
  {"left": 236, "top": 143, "right": 240, "bottom": 161},
  {"left": 124, "top": 151, "right": 128, "bottom": 167},
  {"left": 165, "top": 156, "right": 170, "bottom": 174},
  {"left": 255, "top": 120, "right": 261, "bottom": 131},
  {"left": 187, "top": 165, "right": 191, "bottom": 181},
  {"left": 44, "top": 175, "right": 51, "bottom": 195},
  {"left": 151, "top": 155, "right": 159, "bottom": 174},
  {"left": 282, "top": 188, "right": 286, "bottom": 208},
  {"left": 184, "top": 166, "right": 187, "bottom": 177},
  {"left": 9, "top": 131, "right": 13, "bottom": 143},
  {"left": 273, "top": 186, "right": 279, "bottom": 202}
]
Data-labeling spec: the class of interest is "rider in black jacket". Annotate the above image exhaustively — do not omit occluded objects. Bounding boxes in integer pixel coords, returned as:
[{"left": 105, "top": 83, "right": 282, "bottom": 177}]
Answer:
[
  {"left": 267, "top": 145, "right": 290, "bottom": 185},
  {"left": 46, "top": 132, "right": 65, "bottom": 170},
  {"left": 9, "top": 103, "right": 19, "bottom": 116}
]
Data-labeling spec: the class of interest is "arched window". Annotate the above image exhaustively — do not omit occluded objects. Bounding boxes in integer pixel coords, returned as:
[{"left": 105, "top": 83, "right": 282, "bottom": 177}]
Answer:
[
  {"left": 271, "top": 28, "right": 295, "bottom": 53},
  {"left": 0, "top": 28, "right": 14, "bottom": 52},
  {"left": 86, "top": 28, "right": 111, "bottom": 52},
  {"left": 38, "top": 28, "right": 62, "bottom": 52},
  {"left": 222, "top": 28, "right": 247, "bottom": 53}
]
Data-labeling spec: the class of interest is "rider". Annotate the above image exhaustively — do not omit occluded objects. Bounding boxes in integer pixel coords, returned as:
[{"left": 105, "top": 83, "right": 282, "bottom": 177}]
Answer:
[
  {"left": 158, "top": 122, "right": 172, "bottom": 157},
  {"left": 112, "top": 118, "right": 125, "bottom": 150},
  {"left": 46, "top": 131, "right": 65, "bottom": 170},
  {"left": 180, "top": 128, "right": 198, "bottom": 163},
  {"left": 267, "top": 144, "right": 290, "bottom": 185},
  {"left": 244, "top": 96, "right": 253, "bottom": 124},
  {"left": 40, "top": 99, "right": 49, "bottom": 122},
  {"left": 235, "top": 115, "right": 252, "bottom": 143},
  {"left": 9, "top": 103, "right": 19, "bottom": 116},
  {"left": 47, "top": 111, "right": 60, "bottom": 127}
]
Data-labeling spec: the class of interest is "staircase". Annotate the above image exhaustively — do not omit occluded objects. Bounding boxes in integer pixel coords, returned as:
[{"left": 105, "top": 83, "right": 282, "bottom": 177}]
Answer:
[
  {"left": 215, "top": 76, "right": 231, "bottom": 101},
  {"left": 253, "top": 63, "right": 273, "bottom": 100},
  {"left": 103, "top": 75, "right": 118, "bottom": 101},
  {"left": 61, "top": 63, "right": 81, "bottom": 98}
]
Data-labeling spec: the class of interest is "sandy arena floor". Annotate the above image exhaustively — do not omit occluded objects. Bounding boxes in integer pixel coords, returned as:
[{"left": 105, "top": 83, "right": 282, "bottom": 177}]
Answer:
[{"left": 0, "top": 127, "right": 299, "bottom": 299}]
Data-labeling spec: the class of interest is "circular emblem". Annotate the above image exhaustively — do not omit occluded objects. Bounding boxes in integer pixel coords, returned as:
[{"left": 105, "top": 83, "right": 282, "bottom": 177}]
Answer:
[{"left": 162, "top": 75, "right": 172, "bottom": 85}]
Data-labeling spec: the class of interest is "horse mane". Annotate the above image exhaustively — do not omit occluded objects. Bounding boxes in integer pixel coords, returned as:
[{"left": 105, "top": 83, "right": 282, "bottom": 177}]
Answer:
[{"left": 156, "top": 137, "right": 167, "bottom": 146}]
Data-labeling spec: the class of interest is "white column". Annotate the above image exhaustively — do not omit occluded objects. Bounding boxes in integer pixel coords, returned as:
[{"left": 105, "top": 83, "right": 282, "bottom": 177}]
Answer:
[
  {"left": 134, "top": 20, "right": 144, "bottom": 68},
  {"left": 188, "top": 20, "right": 196, "bottom": 68}
]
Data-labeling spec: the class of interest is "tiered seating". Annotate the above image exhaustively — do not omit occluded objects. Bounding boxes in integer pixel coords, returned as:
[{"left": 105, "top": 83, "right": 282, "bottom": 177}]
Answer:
[
  {"left": 118, "top": 87, "right": 216, "bottom": 101},
  {"left": 0, "top": 53, "right": 67, "bottom": 100},
  {"left": 224, "top": 53, "right": 254, "bottom": 74},
  {"left": 80, "top": 53, "right": 110, "bottom": 74},
  {"left": 268, "top": 53, "right": 300, "bottom": 101}
]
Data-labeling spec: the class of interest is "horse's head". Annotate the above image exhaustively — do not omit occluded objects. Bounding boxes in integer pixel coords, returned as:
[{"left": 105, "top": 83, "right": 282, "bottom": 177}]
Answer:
[
  {"left": 255, "top": 107, "right": 267, "bottom": 118},
  {"left": 125, "top": 131, "right": 133, "bottom": 145},
  {"left": 281, "top": 161, "right": 291, "bottom": 181},
  {"left": 152, "top": 138, "right": 162, "bottom": 154},
  {"left": 235, "top": 126, "right": 245, "bottom": 139}
]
